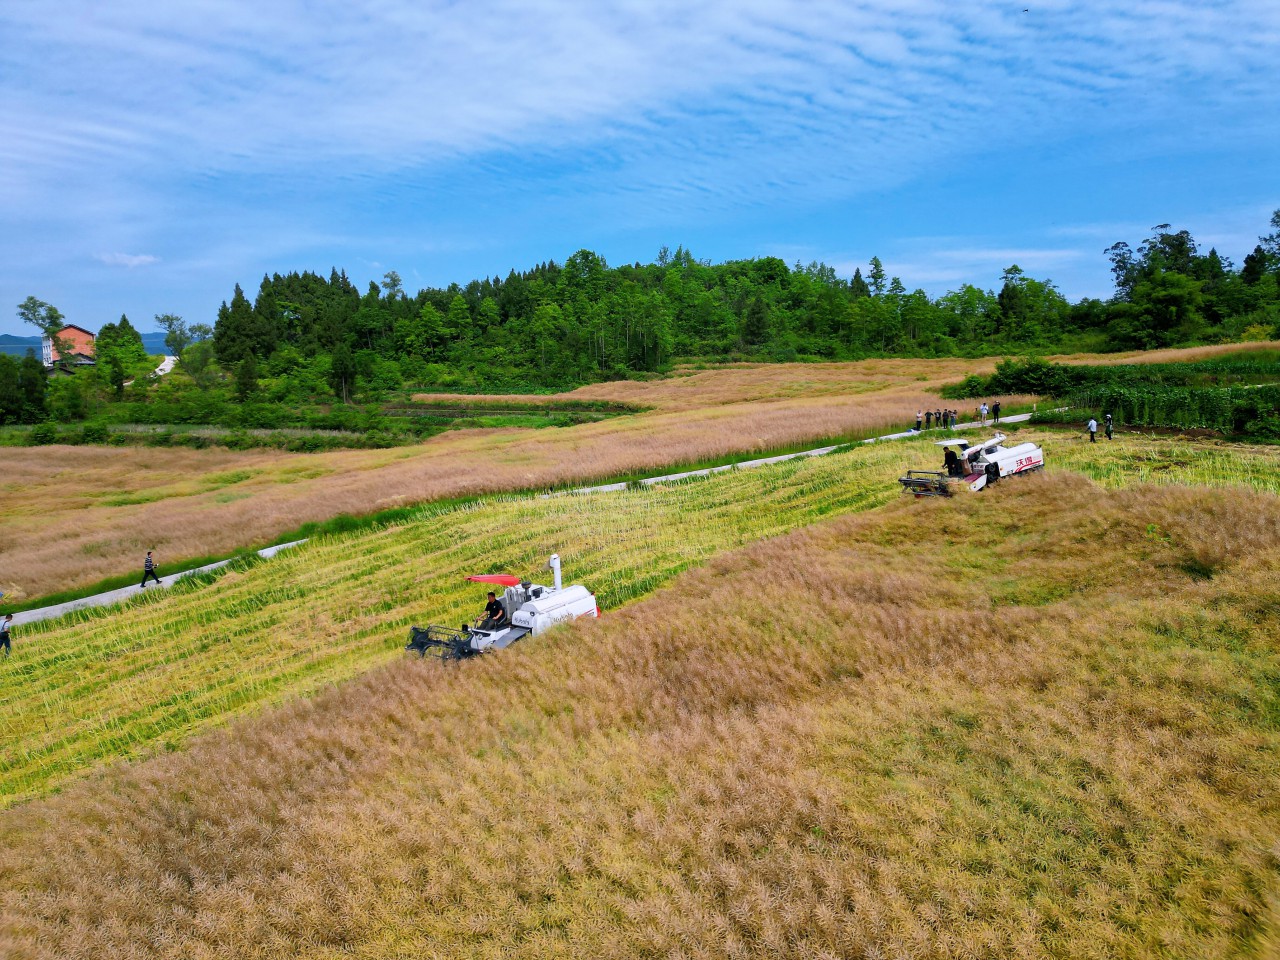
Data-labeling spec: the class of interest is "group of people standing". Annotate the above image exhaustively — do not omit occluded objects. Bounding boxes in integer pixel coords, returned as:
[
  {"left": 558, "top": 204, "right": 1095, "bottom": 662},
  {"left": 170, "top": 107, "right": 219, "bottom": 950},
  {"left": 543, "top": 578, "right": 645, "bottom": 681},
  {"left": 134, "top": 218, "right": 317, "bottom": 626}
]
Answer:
[
  {"left": 914, "top": 400, "right": 1003, "bottom": 433},
  {"left": 915, "top": 408, "right": 959, "bottom": 431}
]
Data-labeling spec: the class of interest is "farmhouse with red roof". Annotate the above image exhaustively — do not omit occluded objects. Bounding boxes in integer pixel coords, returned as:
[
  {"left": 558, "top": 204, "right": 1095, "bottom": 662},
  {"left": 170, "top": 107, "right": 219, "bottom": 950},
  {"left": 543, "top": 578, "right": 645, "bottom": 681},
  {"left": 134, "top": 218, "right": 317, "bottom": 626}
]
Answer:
[{"left": 41, "top": 324, "right": 96, "bottom": 369}]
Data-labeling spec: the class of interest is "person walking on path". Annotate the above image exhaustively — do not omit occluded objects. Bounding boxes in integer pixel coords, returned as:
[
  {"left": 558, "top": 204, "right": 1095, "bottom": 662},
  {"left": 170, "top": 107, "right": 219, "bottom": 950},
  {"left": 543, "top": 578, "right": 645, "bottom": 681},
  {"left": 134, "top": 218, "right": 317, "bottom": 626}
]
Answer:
[
  {"left": 992, "top": 400, "right": 1001, "bottom": 425},
  {"left": 1087, "top": 418, "right": 1098, "bottom": 443},
  {"left": 1105, "top": 412, "right": 1114, "bottom": 440},
  {"left": 980, "top": 402, "right": 989, "bottom": 426},
  {"left": 0, "top": 614, "right": 11, "bottom": 656},
  {"left": 915, "top": 410, "right": 923, "bottom": 431},
  {"left": 140, "top": 550, "right": 161, "bottom": 588}
]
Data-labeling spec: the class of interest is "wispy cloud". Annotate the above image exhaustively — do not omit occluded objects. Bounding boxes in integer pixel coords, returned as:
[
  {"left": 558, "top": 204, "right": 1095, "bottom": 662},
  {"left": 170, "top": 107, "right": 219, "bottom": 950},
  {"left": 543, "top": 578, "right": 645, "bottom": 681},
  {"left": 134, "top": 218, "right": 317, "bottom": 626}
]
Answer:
[
  {"left": 3, "top": 1, "right": 1277, "bottom": 207},
  {"left": 1, "top": 1, "right": 1278, "bottom": 328},
  {"left": 94, "top": 252, "right": 159, "bottom": 268}
]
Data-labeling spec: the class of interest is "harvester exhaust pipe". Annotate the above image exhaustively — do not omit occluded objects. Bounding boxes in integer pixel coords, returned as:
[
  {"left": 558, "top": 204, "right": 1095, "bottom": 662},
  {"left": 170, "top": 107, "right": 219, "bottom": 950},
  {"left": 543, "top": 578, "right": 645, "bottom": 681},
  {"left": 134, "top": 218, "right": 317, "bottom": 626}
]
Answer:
[{"left": 549, "top": 553, "right": 562, "bottom": 591}]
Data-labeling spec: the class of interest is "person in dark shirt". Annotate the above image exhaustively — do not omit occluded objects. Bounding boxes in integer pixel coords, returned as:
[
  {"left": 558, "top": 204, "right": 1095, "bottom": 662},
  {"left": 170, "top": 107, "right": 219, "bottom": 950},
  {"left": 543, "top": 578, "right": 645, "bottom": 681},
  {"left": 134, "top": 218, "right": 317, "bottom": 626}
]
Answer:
[
  {"left": 139, "top": 550, "right": 161, "bottom": 588},
  {"left": 943, "top": 447, "right": 960, "bottom": 477},
  {"left": 0, "top": 614, "right": 11, "bottom": 656},
  {"left": 480, "top": 591, "right": 508, "bottom": 630},
  {"left": 1105, "top": 412, "right": 1114, "bottom": 440},
  {"left": 993, "top": 400, "right": 1002, "bottom": 424}
]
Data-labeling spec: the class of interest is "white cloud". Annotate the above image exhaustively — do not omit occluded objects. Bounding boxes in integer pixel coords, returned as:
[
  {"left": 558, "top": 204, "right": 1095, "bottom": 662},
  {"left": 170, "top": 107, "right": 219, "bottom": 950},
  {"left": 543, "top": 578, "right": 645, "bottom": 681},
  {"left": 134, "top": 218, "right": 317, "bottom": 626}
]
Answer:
[
  {"left": 94, "top": 252, "right": 159, "bottom": 268},
  {"left": 2, "top": 0, "right": 1276, "bottom": 205},
  {"left": 1, "top": 1, "right": 1278, "bottom": 327}
]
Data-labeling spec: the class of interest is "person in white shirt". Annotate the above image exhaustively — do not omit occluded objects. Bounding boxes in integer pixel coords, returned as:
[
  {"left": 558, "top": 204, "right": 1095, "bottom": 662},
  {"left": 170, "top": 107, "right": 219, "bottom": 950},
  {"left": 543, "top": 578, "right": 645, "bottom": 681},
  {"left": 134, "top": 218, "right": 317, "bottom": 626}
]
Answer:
[{"left": 1087, "top": 418, "right": 1098, "bottom": 443}]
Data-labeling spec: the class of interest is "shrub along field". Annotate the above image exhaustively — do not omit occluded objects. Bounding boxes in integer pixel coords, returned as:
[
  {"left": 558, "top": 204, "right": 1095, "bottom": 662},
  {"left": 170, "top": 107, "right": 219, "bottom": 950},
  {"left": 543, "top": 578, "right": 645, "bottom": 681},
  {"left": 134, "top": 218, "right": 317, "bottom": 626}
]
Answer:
[
  {"left": 0, "top": 458, "right": 1278, "bottom": 958},
  {"left": 951, "top": 347, "right": 1280, "bottom": 438}
]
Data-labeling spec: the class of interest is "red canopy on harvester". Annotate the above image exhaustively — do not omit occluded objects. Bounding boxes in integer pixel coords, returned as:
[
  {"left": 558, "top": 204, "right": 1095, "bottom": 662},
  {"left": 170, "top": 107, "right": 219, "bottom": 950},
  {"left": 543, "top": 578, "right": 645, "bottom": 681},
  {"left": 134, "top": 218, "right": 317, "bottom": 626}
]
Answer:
[{"left": 466, "top": 574, "right": 522, "bottom": 586}]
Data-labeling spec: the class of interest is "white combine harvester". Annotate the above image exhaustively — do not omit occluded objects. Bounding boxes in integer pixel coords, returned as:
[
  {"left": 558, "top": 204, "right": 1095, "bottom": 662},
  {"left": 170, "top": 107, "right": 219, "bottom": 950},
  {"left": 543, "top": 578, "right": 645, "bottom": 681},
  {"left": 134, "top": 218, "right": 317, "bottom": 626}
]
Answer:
[
  {"left": 898, "top": 432, "right": 1045, "bottom": 497},
  {"left": 406, "top": 553, "right": 599, "bottom": 661}
]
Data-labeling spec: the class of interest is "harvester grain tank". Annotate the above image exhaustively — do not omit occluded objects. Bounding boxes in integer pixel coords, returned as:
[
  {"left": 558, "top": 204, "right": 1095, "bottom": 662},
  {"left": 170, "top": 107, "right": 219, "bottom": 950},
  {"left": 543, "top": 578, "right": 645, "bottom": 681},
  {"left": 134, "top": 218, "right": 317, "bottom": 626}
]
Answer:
[
  {"left": 406, "top": 553, "right": 599, "bottom": 661},
  {"left": 898, "top": 433, "right": 1045, "bottom": 497}
]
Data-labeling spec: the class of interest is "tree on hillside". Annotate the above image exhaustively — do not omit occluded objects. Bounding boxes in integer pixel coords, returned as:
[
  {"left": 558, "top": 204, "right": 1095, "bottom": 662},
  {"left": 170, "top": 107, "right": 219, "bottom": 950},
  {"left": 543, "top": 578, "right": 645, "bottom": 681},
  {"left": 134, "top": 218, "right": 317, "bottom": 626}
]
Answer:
[
  {"left": 234, "top": 354, "right": 259, "bottom": 401},
  {"left": 937, "top": 284, "right": 998, "bottom": 343},
  {"left": 867, "top": 257, "right": 887, "bottom": 297},
  {"left": 1241, "top": 246, "right": 1271, "bottom": 285},
  {"left": 330, "top": 344, "right": 356, "bottom": 403},
  {"left": 849, "top": 268, "right": 871, "bottom": 299},
  {"left": 17, "top": 296, "right": 70, "bottom": 361},
  {"left": 214, "top": 284, "right": 256, "bottom": 365},
  {"left": 19, "top": 349, "right": 47, "bottom": 420},
  {"left": 742, "top": 295, "right": 770, "bottom": 346},
  {"left": 155, "top": 314, "right": 193, "bottom": 356},
  {"left": 182, "top": 339, "right": 217, "bottom": 388},
  {"left": 444, "top": 295, "right": 473, "bottom": 362},
  {"left": 97, "top": 315, "right": 147, "bottom": 365},
  {"left": 0, "top": 355, "right": 22, "bottom": 423},
  {"left": 107, "top": 353, "right": 127, "bottom": 398},
  {"left": 995, "top": 266, "right": 1069, "bottom": 344},
  {"left": 1108, "top": 271, "right": 1205, "bottom": 348}
]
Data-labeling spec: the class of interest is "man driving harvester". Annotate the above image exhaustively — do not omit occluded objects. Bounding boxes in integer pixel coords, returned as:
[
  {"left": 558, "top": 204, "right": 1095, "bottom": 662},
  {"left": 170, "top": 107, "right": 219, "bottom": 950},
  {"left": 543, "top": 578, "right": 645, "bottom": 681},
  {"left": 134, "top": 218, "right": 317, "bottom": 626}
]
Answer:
[{"left": 479, "top": 591, "right": 509, "bottom": 630}]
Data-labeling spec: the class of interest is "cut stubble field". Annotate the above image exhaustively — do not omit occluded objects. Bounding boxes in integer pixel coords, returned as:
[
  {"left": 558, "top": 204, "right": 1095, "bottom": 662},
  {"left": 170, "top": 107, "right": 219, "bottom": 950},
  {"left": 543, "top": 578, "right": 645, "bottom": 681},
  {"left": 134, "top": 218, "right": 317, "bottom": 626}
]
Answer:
[{"left": 1, "top": 456, "right": 1278, "bottom": 958}]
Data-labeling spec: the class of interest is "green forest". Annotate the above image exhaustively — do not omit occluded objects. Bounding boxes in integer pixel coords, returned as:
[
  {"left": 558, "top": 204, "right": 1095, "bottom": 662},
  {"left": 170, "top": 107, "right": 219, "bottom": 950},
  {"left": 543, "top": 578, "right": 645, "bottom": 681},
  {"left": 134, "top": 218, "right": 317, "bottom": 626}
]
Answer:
[
  {"left": 206, "top": 214, "right": 1280, "bottom": 394},
  {"left": 6, "top": 212, "right": 1280, "bottom": 446}
]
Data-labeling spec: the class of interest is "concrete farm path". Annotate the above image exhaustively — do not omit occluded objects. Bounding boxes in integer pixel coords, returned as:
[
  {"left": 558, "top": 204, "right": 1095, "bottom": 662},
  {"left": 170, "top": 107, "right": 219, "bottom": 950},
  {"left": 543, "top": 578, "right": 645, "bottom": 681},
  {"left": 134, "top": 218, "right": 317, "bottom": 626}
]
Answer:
[
  {"left": 556, "top": 411, "right": 1038, "bottom": 494},
  {"left": 10, "top": 540, "right": 307, "bottom": 628},
  {"left": 10, "top": 413, "right": 1037, "bottom": 627},
  {"left": 123, "top": 355, "right": 177, "bottom": 387}
]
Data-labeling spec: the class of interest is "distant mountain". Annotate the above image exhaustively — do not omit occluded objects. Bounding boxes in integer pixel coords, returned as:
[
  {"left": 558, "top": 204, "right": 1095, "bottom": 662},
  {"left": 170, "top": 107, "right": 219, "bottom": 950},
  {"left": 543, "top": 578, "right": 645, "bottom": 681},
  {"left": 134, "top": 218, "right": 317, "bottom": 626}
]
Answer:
[
  {"left": 0, "top": 332, "right": 171, "bottom": 358},
  {"left": 0, "top": 335, "right": 40, "bottom": 358}
]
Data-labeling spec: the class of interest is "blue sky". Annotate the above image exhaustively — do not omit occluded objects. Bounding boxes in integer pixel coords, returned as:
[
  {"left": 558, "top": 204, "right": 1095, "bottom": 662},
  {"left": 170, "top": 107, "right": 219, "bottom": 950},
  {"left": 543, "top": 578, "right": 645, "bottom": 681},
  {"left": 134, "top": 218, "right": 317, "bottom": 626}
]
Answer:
[{"left": 2, "top": 0, "right": 1278, "bottom": 336}]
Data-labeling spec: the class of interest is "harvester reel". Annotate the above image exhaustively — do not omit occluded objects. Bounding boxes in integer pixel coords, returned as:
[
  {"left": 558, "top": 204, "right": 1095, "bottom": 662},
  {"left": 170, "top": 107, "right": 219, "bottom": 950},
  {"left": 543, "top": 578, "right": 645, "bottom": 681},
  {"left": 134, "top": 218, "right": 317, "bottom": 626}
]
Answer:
[{"left": 405, "top": 625, "right": 475, "bottom": 662}]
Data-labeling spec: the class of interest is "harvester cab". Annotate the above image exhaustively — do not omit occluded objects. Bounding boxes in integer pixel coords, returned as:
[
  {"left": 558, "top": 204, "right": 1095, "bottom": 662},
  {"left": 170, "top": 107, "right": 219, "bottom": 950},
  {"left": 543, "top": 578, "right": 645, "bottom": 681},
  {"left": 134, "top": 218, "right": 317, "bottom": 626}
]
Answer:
[
  {"left": 406, "top": 553, "right": 599, "bottom": 661},
  {"left": 898, "top": 433, "right": 1044, "bottom": 497}
]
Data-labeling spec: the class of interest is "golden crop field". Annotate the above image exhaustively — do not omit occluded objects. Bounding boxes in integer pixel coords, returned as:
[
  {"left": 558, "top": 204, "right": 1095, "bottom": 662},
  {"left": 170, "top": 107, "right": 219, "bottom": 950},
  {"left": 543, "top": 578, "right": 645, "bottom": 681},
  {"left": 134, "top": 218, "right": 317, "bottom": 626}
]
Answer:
[
  {"left": 1, "top": 430, "right": 1276, "bottom": 807},
  {"left": 1, "top": 457, "right": 1277, "bottom": 958},
  {"left": 0, "top": 436, "right": 915, "bottom": 806},
  {"left": 7, "top": 343, "right": 1270, "bottom": 602},
  {"left": 0, "top": 354, "right": 1043, "bottom": 601}
]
